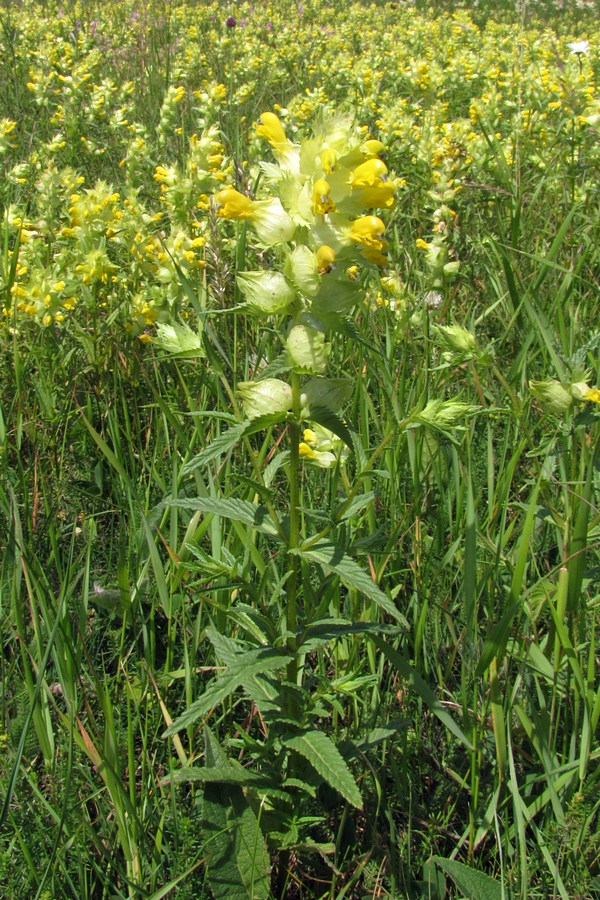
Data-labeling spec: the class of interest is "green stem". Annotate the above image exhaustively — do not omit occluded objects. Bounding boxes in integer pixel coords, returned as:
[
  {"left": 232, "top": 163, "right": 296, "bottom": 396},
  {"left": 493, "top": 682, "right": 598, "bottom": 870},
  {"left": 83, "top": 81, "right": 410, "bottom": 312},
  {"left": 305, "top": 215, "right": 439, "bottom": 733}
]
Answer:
[{"left": 286, "top": 371, "right": 302, "bottom": 688}]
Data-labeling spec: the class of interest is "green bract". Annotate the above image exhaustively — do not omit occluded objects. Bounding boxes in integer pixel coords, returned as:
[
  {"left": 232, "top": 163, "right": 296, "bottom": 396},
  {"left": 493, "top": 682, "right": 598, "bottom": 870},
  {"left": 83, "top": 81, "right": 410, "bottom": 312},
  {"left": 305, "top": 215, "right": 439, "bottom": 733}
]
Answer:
[
  {"left": 286, "top": 323, "right": 330, "bottom": 374},
  {"left": 237, "top": 271, "right": 296, "bottom": 316}
]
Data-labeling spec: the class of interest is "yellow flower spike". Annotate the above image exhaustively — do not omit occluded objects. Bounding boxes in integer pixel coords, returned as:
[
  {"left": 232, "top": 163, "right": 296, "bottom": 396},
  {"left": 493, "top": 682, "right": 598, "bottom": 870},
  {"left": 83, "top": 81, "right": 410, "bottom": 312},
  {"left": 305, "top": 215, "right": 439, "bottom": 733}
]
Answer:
[
  {"left": 303, "top": 428, "right": 317, "bottom": 444},
  {"left": 350, "top": 158, "right": 389, "bottom": 188},
  {"left": 316, "top": 245, "right": 336, "bottom": 273},
  {"left": 312, "top": 178, "right": 336, "bottom": 215},
  {"left": 256, "top": 111, "right": 287, "bottom": 145},
  {"left": 214, "top": 187, "right": 255, "bottom": 219}
]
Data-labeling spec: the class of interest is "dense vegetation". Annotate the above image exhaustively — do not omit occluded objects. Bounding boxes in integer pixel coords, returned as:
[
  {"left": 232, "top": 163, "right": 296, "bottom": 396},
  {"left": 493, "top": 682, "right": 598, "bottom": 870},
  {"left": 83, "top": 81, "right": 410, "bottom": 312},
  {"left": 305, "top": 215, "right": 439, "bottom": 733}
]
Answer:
[{"left": 1, "top": 0, "right": 599, "bottom": 896}]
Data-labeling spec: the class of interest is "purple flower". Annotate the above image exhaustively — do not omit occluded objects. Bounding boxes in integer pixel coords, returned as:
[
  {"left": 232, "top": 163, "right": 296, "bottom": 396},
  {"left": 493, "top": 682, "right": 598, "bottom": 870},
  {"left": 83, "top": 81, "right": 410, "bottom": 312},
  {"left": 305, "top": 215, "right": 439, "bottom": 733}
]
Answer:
[{"left": 226, "top": 15, "right": 236, "bottom": 27}]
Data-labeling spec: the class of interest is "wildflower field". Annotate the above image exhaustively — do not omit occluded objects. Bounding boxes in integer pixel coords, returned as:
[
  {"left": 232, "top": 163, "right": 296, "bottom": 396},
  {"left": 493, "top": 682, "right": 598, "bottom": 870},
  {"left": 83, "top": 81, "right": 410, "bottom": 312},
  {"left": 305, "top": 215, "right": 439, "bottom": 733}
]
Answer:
[{"left": 1, "top": 0, "right": 600, "bottom": 896}]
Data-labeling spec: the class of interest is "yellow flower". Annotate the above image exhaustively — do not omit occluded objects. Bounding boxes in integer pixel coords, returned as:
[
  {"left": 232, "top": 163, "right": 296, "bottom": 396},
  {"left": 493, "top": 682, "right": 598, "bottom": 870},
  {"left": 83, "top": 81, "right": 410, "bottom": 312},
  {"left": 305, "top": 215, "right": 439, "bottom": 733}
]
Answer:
[
  {"left": 350, "top": 158, "right": 388, "bottom": 188},
  {"left": 319, "top": 148, "right": 339, "bottom": 174},
  {"left": 349, "top": 216, "right": 388, "bottom": 264},
  {"left": 215, "top": 188, "right": 295, "bottom": 246},
  {"left": 312, "top": 178, "right": 336, "bottom": 215},
  {"left": 584, "top": 387, "right": 600, "bottom": 403},
  {"left": 299, "top": 441, "right": 317, "bottom": 459},
  {"left": 316, "top": 245, "right": 336, "bottom": 273},
  {"left": 256, "top": 111, "right": 287, "bottom": 145},
  {"left": 214, "top": 187, "right": 255, "bottom": 219},
  {"left": 350, "top": 216, "right": 386, "bottom": 248}
]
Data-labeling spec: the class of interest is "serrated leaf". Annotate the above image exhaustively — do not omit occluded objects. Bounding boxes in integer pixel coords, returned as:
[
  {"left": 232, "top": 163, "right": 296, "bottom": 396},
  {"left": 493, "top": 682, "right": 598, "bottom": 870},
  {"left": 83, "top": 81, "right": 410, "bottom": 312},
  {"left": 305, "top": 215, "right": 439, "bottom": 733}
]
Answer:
[
  {"left": 284, "top": 730, "right": 363, "bottom": 809},
  {"left": 168, "top": 496, "right": 281, "bottom": 538},
  {"left": 299, "top": 618, "right": 404, "bottom": 651},
  {"left": 202, "top": 728, "right": 271, "bottom": 900},
  {"left": 182, "top": 415, "right": 285, "bottom": 475},
  {"left": 308, "top": 406, "right": 354, "bottom": 449},
  {"left": 431, "top": 857, "right": 503, "bottom": 900},
  {"left": 164, "top": 647, "right": 293, "bottom": 735},
  {"left": 167, "top": 765, "right": 272, "bottom": 788},
  {"left": 336, "top": 490, "right": 376, "bottom": 521},
  {"left": 294, "top": 540, "right": 408, "bottom": 626},
  {"left": 183, "top": 421, "right": 249, "bottom": 473}
]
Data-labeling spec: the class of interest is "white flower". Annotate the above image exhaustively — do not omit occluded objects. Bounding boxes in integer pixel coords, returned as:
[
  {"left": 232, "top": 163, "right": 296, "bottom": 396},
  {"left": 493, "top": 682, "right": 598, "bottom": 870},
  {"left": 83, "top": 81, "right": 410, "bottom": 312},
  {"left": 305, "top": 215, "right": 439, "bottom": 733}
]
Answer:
[{"left": 568, "top": 40, "right": 590, "bottom": 55}]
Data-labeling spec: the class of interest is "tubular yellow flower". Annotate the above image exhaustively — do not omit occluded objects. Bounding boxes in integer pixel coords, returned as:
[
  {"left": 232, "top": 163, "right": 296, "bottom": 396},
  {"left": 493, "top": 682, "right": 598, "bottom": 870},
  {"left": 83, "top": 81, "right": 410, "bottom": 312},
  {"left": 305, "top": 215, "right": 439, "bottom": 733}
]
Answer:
[
  {"left": 319, "top": 148, "right": 338, "bottom": 174},
  {"left": 215, "top": 189, "right": 295, "bottom": 245},
  {"left": 256, "top": 111, "right": 287, "bottom": 145},
  {"left": 350, "top": 158, "right": 389, "bottom": 187},
  {"left": 316, "top": 245, "right": 336, "bottom": 273},
  {"left": 349, "top": 216, "right": 388, "bottom": 266},
  {"left": 312, "top": 178, "right": 336, "bottom": 215},
  {"left": 362, "top": 139, "right": 386, "bottom": 157},
  {"left": 214, "top": 187, "right": 255, "bottom": 219},
  {"left": 299, "top": 442, "right": 317, "bottom": 459},
  {"left": 350, "top": 215, "right": 387, "bottom": 249},
  {"left": 353, "top": 181, "right": 396, "bottom": 210},
  {"left": 584, "top": 387, "right": 600, "bottom": 403}
]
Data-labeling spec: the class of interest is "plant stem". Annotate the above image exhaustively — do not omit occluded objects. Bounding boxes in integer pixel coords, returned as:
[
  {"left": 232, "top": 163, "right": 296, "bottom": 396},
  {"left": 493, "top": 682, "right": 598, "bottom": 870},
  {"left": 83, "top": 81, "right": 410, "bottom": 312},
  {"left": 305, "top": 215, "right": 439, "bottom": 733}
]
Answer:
[{"left": 286, "top": 371, "right": 302, "bottom": 688}]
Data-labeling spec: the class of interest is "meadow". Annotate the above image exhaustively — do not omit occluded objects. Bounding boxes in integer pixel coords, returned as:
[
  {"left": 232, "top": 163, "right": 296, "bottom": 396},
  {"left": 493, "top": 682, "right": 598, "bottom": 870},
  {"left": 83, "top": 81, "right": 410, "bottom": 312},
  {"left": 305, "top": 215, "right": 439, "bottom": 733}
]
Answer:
[{"left": 1, "top": 0, "right": 600, "bottom": 896}]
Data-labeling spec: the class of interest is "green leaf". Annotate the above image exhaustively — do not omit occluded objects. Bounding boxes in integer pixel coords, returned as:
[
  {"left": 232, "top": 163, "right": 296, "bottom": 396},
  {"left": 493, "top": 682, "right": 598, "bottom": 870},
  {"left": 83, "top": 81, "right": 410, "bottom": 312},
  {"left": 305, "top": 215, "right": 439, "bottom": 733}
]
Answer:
[
  {"left": 431, "top": 856, "right": 503, "bottom": 900},
  {"left": 336, "top": 491, "right": 376, "bottom": 522},
  {"left": 168, "top": 496, "right": 281, "bottom": 538},
  {"left": 294, "top": 540, "right": 408, "bottom": 626},
  {"left": 167, "top": 765, "right": 272, "bottom": 788},
  {"left": 182, "top": 415, "right": 286, "bottom": 475},
  {"left": 164, "top": 647, "right": 293, "bottom": 735},
  {"left": 284, "top": 730, "right": 363, "bottom": 809},
  {"left": 299, "top": 618, "right": 403, "bottom": 651},
  {"left": 182, "top": 421, "right": 249, "bottom": 473},
  {"left": 202, "top": 728, "right": 270, "bottom": 900},
  {"left": 308, "top": 405, "right": 354, "bottom": 449}
]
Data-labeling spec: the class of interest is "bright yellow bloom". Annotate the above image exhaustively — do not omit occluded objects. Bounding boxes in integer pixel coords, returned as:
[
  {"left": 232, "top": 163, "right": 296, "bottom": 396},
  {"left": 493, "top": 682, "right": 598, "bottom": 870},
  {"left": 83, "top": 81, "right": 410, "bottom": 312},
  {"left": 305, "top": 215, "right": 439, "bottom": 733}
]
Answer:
[
  {"left": 215, "top": 188, "right": 295, "bottom": 246},
  {"left": 349, "top": 216, "right": 388, "bottom": 265},
  {"left": 312, "top": 179, "right": 336, "bottom": 215},
  {"left": 350, "top": 158, "right": 388, "bottom": 187},
  {"left": 256, "top": 111, "right": 287, "bottom": 145},
  {"left": 299, "top": 441, "right": 317, "bottom": 459},
  {"left": 214, "top": 187, "right": 255, "bottom": 219},
  {"left": 316, "top": 245, "right": 336, "bottom": 273},
  {"left": 353, "top": 181, "right": 396, "bottom": 209},
  {"left": 584, "top": 388, "right": 600, "bottom": 403}
]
